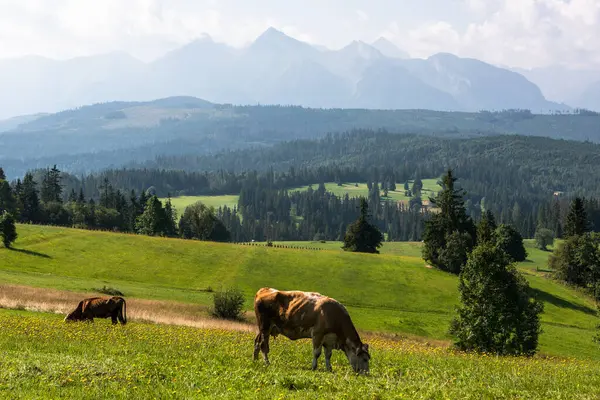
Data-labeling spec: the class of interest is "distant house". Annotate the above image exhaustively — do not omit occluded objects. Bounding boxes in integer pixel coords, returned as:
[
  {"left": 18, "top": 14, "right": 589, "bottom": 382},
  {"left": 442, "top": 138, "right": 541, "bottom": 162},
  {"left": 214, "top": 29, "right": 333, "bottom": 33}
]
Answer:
[{"left": 553, "top": 191, "right": 564, "bottom": 197}]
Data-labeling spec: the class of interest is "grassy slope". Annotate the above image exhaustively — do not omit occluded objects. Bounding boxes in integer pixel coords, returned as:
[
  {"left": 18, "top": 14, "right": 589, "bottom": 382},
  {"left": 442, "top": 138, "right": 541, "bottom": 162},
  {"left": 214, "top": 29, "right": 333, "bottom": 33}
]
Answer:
[
  {"left": 2, "top": 309, "right": 600, "bottom": 400},
  {"left": 159, "top": 195, "right": 240, "bottom": 215},
  {"left": 1, "top": 224, "right": 598, "bottom": 361},
  {"left": 160, "top": 178, "right": 440, "bottom": 213},
  {"left": 290, "top": 179, "right": 441, "bottom": 205}
]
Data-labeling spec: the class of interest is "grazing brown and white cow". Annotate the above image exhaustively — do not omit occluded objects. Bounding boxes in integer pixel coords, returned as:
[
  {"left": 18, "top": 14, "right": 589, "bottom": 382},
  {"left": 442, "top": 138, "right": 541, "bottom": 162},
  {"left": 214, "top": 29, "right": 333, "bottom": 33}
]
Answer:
[
  {"left": 253, "top": 287, "right": 370, "bottom": 373},
  {"left": 64, "top": 296, "right": 127, "bottom": 325}
]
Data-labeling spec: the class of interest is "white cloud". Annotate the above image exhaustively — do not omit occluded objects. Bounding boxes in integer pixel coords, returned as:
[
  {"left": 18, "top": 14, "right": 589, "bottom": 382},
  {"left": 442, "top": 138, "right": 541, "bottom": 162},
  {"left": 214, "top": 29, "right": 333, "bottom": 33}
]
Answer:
[
  {"left": 1, "top": 0, "right": 600, "bottom": 68},
  {"left": 356, "top": 9, "right": 369, "bottom": 23},
  {"left": 386, "top": 0, "right": 600, "bottom": 68}
]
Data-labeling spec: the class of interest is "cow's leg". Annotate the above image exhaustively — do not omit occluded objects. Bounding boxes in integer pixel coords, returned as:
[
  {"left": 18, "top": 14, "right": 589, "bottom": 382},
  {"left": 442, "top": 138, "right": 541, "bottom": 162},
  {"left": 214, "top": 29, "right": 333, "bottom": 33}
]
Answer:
[
  {"left": 260, "top": 332, "right": 271, "bottom": 365},
  {"left": 324, "top": 345, "right": 334, "bottom": 372},
  {"left": 312, "top": 334, "right": 324, "bottom": 371},
  {"left": 253, "top": 333, "right": 261, "bottom": 361},
  {"left": 111, "top": 312, "right": 118, "bottom": 325}
]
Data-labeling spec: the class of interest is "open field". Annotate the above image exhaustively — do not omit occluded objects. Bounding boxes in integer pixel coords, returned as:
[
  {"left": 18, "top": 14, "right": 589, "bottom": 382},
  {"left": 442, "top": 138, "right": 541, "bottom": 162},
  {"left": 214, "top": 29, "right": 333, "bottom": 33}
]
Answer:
[
  {"left": 1, "top": 224, "right": 596, "bottom": 362},
  {"left": 250, "top": 239, "right": 557, "bottom": 259},
  {"left": 161, "top": 179, "right": 441, "bottom": 215},
  {"left": 159, "top": 195, "right": 240, "bottom": 215},
  {"left": 290, "top": 179, "right": 441, "bottom": 205},
  {"left": 2, "top": 308, "right": 600, "bottom": 399}
]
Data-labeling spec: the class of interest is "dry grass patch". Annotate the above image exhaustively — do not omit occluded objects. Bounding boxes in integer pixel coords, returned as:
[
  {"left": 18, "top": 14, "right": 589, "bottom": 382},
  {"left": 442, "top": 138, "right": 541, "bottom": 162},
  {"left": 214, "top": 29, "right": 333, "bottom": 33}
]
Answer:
[{"left": 0, "top": 284, "right": 255, "bottom": 333}]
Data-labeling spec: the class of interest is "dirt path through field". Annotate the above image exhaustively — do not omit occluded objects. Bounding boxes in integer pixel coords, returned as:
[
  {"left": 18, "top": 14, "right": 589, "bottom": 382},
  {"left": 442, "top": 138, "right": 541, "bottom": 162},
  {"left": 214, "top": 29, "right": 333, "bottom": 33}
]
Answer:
[{"left": 0, "top": 284, "right": 256, "bottom": 333}]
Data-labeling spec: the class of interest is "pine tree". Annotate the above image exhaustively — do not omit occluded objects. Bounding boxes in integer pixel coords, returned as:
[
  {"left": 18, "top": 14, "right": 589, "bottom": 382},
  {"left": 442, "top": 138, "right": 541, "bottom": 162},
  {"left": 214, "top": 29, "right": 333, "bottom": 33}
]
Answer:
[
  {"left": 68, "top": 189, "right": 77, "bottom": 203},
  {"left": 0, "top": 211, "right": 18, "bottom": 248},
  {"left": 0, "top": 178, "right": 15, "bottom": 214},
  {"left": 136, "top": 196, "right": 167, "bottom": 236},
  {"left": 17, "top": 173, "right": 41, "bottom": 223},
  {"left": 342, "top": 198, "right": 383, "bottom": 254},
  {"left": 422, "top": 170, "right": 476, "bottom": 274},
  {"left": 412, "top": 175, "right": 423, "bottom": 197},
  {"left": 40, "top": 165, "right": 62, "bottom": 204},
  {"left": 477, "top": 210, "right": 497, "bottom": 244},
  {"left": 450, "top": 243, "right": 543, "bottom": 356},
  {"left": 77, "top": 188, "right": 86, "bottom": 204},
  {"left": 163, "top": 194, "right": 178, "bottom": 237},
  {"left": 564, "top": 197, "right": 589, "bottom": 238}
]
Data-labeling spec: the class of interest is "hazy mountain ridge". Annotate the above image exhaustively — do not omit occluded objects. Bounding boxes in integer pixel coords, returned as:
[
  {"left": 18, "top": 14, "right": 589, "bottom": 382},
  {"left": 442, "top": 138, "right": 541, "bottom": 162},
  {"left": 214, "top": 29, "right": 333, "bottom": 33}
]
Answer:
[
  {"left": 0, "top": 28, "right": 574, "bottom": 119},
  {"left": 1, "top": 98, "right": 599, "bottom": 179}
]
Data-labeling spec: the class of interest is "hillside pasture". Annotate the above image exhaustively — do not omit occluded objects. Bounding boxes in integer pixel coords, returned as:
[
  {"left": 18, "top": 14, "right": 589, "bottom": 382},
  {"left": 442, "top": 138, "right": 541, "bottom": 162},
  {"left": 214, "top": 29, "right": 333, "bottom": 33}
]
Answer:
[
  {"left": 159, "top": 195, "right": 239, "bottom": 215},
  {"left": 160, "top": 178, "right": 440, "bottom": 216},
  {"left": 1, "top": 224, "right": 598, "bottom": 361},
  {"left": 2, "top": 309, "right": 600, "bottom": 399},
  {"left": 289, "top": 179, "right": 441, "bottom": 205}
]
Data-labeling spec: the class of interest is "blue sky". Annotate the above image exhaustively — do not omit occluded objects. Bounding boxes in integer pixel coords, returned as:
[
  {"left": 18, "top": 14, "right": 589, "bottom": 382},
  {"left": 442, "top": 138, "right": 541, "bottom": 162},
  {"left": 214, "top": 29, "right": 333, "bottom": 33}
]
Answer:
[{"left": 1, "top": 0, "right": 599, "bottom": 69}]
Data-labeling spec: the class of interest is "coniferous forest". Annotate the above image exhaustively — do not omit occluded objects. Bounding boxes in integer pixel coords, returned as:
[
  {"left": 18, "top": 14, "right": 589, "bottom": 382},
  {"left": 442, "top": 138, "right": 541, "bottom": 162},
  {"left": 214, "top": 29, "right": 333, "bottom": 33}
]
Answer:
[{"left": 3, "top": 130, "right": 600, "bottom": 243}]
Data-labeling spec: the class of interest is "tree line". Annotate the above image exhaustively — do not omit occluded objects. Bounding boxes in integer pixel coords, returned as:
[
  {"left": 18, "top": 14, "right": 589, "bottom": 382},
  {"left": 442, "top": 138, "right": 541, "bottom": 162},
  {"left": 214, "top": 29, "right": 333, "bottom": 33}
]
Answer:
[
  {"left": 37, "top": 131, "right": 600, "bottom": 241},
  {"left": 5, "top": 161, "right": 600, "bottom": 245},
  {"left": 0, "top": 166, "right": 229, "bottom": 245}
]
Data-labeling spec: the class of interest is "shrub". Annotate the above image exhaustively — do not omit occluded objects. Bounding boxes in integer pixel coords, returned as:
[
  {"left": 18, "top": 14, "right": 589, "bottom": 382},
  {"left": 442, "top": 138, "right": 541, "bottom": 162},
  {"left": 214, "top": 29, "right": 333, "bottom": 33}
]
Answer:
[
  {"left": 93, "top": 286, "right": 125, "bottom": 296},
  {"left": 535, "top": 228, "right": 554, "bottom": 250},
  {"left": 313, "top": 232, "right": 325, "bottom": 241},
  {"left": 212, "top": 288, "right": 245, "bottom": 320},
  {"left": 0, "top": 211, "right": 17, "bottom": 248}
]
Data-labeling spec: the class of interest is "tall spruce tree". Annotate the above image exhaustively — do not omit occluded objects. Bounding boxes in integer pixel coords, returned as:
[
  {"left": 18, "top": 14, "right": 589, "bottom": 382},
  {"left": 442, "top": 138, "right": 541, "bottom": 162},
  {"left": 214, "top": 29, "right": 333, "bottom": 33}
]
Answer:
[
  {"left": 564, "top": 197, "right": 589, "bottom": 238},
  {"left": 40, "top": 165, "right": 62, "bottom": 204},
  {"left": 0, "top": 177, "right": 15, "bottom": 214},
  {"left": 163, "top": 195, "right": 178, "bottom": 237},
  {"left": 135, "top": 196, "right": 167, "bottom": 236},
  {"left": 422, "top": 170, "right": 476, "bottom": 274},
  {"left": 17, "top": 173, "right": 41, "bottom": 223},
  {"left": 477, "top": 210, "right": 497, "bottom": 244},
  {"left": 342, "top": 198, "right": 383, "bottom": 254}
]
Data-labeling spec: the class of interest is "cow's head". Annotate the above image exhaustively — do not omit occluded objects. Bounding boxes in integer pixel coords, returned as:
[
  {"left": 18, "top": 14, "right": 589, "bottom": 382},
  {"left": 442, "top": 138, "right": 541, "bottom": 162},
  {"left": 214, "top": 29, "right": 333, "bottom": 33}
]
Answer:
[
  {"left": 64, "top": 307, "right": 83, "bottom": 322},
  {"left": 346, "top": 343, "right": 370, "bottom": 374}
]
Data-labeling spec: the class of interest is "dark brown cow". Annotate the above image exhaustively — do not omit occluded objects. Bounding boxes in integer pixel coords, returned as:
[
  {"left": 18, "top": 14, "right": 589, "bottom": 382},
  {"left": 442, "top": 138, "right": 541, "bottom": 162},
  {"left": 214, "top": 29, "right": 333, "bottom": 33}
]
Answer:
[
  {"left": 64, "top": 296, "right": 127, "bottom": 325},
  {"left": 253, "top": 287, "right": 370, "bottom": 373}
]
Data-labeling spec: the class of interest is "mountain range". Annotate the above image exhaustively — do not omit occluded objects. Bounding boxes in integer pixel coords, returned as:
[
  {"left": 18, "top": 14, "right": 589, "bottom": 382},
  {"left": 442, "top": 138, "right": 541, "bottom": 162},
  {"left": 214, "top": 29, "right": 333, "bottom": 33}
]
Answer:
[{"left": 0, "top": 27, "right": 582, "bottom": 120}]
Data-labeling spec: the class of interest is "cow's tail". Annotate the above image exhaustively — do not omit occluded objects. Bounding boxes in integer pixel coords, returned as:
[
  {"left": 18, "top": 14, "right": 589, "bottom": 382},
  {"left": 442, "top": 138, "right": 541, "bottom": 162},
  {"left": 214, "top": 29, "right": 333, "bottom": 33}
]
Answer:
[{"left": 121, "top": 298, "right": 127, "bottom": 325}]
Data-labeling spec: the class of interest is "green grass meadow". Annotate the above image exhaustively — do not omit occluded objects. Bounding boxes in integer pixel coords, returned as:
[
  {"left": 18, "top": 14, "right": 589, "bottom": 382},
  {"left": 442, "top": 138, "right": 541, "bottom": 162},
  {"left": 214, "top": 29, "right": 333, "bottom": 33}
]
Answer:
[
  {"left": 1, "top": 224, "right": 598, "bottom": 362},
  {"left": 159, "top": 195, "right": 240, "bottom": 216},
  {"left": 2, "top": 309, "right": 600, "bottom": 399},
  {"left": 290, "top": 179, "right": 441, "bottom": 205},
  {"left": 160, "top": 178, "right": 441, "bottom": 216}
]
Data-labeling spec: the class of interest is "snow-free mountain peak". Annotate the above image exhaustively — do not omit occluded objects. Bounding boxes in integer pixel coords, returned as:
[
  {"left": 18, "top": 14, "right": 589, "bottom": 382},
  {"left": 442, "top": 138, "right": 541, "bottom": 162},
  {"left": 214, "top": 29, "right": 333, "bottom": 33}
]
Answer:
[{"left": 371, "top": 37, "right": 409, "bottom": 59}]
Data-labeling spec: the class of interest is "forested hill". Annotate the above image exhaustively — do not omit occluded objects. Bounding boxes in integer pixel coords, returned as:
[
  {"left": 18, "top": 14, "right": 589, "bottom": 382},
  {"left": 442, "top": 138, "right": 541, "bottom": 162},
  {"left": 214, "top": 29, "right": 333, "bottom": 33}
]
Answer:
[
  {"left": 1, "top": 97, "right": 600, "bottom": 178},
  {"left": 136, "top": 131, "right": 600, "bottom": 198}
]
